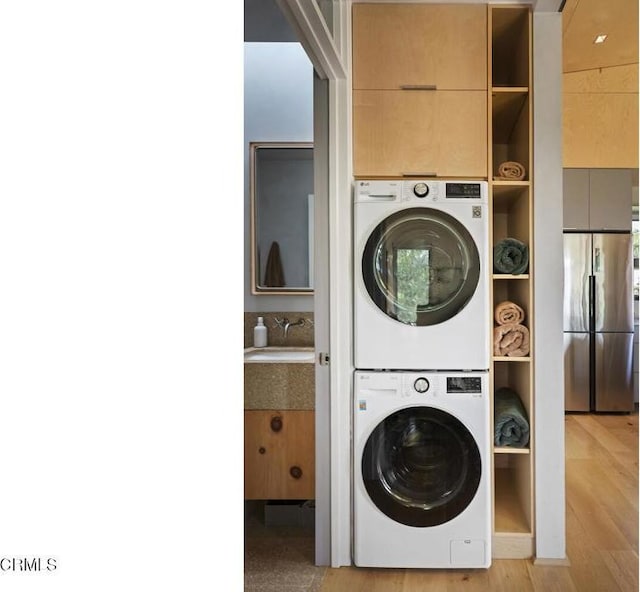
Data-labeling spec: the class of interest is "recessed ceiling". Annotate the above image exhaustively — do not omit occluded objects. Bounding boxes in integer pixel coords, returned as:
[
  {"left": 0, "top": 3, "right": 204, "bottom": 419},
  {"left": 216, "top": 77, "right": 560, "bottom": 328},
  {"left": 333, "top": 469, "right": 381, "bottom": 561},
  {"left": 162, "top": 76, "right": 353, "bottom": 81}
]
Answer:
[{"left": 563, "top": 0, "right": 638, "bottom": 72}]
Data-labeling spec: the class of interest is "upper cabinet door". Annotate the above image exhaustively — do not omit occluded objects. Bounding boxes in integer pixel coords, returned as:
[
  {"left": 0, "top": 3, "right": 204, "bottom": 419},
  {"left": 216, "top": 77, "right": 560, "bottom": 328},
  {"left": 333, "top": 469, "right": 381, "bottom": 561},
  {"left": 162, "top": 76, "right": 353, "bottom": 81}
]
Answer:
[
  {"left": 563, "top": 169, "right": 590, "bottom": 230},
  {"left": 352, "top": 4, "right": 487, "bottom": 90},
  {"left": 588, "top": 169, "right": 633, "bottom": 231},
  {"left": 353, "top": 90, "right": 487, "bottom": 178}
]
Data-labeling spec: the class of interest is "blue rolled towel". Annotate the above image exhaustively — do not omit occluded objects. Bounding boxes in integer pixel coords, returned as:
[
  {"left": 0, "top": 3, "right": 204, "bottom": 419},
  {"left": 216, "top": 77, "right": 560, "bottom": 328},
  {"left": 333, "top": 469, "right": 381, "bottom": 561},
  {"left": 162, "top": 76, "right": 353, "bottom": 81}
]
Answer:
[
  {"left": 493, "top": 238, "right": 529, "bottom": 274},
  {"left": 494, "top": 387, "right": 530, "bottom": 448}
]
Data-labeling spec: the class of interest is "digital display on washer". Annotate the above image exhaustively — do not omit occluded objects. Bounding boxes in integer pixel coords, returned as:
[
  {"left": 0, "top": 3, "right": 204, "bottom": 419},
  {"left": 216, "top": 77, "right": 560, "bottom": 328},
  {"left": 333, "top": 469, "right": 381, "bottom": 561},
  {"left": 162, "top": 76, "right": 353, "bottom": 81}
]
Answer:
[
  {"left": 446, "top": 183, "right": 481, "bottom": 198},
  {"left": 447, "top": 376, "right": 482, "bottom": 393}
]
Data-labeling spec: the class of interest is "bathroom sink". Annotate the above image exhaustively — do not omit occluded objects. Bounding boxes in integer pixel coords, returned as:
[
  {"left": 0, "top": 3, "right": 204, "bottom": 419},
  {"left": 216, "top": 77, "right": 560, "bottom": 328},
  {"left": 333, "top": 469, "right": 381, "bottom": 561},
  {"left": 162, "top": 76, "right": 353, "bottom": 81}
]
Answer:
[{"left": 244, "top": 347, "right": 315, "bottom": 364}]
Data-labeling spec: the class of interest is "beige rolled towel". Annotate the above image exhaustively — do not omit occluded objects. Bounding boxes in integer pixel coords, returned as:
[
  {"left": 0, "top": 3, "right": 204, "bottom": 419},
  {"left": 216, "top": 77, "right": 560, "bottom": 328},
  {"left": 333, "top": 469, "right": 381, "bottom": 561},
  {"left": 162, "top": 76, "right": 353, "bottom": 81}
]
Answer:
[
  {"left": 496, "top": 161, "right": 526, "bottom": 181},
  {"left": 495, "top": 300, "right": 525, "bottom": 325},
  {"left": 494, "top": 323, "right": 530, "bottom": 357}
]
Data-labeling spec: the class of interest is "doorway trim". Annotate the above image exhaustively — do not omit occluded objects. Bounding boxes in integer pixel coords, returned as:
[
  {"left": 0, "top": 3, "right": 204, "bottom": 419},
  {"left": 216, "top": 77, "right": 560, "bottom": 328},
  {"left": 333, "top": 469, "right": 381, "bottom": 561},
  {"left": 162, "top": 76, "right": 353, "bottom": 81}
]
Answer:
[{"left": 276, "top": 0, "right": 352, "bottom": 567}]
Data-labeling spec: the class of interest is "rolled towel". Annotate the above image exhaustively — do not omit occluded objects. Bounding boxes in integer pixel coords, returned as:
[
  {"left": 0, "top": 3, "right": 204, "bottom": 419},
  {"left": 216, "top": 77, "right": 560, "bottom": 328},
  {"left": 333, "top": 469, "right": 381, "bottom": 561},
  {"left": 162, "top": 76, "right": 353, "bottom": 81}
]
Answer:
[
  {"left": 494, "top": 323, "right": 530, "bottom": 357},
  {"left": 495, "top": 300, "right": 525, "bottom": 325},
  {"left": 493, "top": 238, "right": 529, "bottom": 275},
  {"left": 496, "top": 161, "right": 526, "bottom": 180},
  {"left": 494, "top": 387, "right": 530, "bottom": 448}
]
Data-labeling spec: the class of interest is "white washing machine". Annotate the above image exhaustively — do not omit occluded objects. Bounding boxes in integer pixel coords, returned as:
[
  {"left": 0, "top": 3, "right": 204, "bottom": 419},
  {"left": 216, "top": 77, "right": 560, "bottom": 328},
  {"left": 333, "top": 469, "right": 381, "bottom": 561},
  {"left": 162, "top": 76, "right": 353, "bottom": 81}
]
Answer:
[
  {"left": 353, "top": 370, "right": 491, "bottom": 568},
  {"left": 354, "top": 179, "right": 490, "bottom": 371}
]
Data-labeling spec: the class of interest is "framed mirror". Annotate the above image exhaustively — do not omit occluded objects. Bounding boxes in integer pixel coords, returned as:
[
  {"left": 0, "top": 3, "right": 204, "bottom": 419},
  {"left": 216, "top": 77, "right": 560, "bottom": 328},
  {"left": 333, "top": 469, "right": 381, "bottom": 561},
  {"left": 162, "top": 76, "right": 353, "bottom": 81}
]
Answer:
[{"left": 250, "top": 142, "right": 314, "bottom": 294}]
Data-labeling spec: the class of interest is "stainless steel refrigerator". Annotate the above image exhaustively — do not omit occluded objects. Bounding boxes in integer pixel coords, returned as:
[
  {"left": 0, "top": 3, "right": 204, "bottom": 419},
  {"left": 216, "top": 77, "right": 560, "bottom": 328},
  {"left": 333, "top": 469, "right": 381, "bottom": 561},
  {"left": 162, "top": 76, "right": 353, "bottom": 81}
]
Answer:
[{"left": 563, "top": 232, "right": 635, "bottom": 412}]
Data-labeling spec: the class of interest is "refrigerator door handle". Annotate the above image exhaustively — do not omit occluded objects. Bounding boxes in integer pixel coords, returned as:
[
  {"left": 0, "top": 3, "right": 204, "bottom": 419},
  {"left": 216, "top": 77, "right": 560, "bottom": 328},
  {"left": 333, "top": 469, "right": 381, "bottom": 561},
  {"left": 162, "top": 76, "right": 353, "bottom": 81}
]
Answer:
[
  {"left": 594, "top": 247, "right": 601, "bottom": 272},
  {"left": 588, "top": 275, "right": 595, "bottom": 332}
]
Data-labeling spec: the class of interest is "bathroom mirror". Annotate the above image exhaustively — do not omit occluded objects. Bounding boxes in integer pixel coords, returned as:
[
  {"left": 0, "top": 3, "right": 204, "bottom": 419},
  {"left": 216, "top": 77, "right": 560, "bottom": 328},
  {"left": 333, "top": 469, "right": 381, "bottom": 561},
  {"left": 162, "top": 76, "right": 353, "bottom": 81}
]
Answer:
[{"left": 250, "top": 142, "right": 314, "bottom": 294}]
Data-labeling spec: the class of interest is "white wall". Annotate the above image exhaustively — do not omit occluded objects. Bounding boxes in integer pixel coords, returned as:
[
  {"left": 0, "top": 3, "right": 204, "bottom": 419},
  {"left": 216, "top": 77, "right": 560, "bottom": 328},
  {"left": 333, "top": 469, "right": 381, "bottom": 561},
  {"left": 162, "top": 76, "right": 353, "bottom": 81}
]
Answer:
[
  {"left": 244, "top": 42, "right": 314, "bottom": 312},
  {"left": 533, "top": 12, "right": 566, "bottom": 561}
]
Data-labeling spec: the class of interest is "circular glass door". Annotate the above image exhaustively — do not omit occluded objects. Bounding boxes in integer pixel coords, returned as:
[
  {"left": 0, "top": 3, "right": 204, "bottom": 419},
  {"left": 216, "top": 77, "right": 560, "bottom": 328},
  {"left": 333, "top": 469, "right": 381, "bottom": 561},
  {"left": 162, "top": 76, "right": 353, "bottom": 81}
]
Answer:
[
  {"left": 362, "top": 207, "right": 480, "bottom": 325},
  {"left": 361, "top": 406, "right": 481, "bottom": 527}
]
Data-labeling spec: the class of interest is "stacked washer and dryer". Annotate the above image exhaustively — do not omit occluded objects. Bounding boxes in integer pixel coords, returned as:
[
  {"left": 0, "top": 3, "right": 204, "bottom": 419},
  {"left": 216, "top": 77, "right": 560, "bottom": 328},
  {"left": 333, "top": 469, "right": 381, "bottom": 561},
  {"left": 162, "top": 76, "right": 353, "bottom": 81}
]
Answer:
[{"left": 353, "top": 179, "right": 492, "bottom": 568}]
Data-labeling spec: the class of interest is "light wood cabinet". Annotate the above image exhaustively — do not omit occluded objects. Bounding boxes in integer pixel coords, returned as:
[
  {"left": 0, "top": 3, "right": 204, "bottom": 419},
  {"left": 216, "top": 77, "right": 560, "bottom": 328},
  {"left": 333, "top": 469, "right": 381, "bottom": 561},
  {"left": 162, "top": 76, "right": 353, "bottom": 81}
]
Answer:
[
  {"left": 353, "top": 90, "right": 487, "bottom": 178},
  {"left": 244, "top": 410, "right": 315, "bottom": 500},
  {"left": 352, "top": 3, "right": 488, "bottom": 178},
  {"left": 352, "top": 3, "right": 487, "bottom": 90}
]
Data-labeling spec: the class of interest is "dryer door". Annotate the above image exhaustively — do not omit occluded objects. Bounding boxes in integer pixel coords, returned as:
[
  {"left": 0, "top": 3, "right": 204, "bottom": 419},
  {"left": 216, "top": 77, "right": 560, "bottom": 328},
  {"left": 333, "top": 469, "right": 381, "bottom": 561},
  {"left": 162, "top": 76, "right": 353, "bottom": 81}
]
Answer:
[
  {"left": 361, "top": 406, "right": 481, "bottom": 527},
  {"left": 362, "top": 207, "right": 480, "bottom": 325}
]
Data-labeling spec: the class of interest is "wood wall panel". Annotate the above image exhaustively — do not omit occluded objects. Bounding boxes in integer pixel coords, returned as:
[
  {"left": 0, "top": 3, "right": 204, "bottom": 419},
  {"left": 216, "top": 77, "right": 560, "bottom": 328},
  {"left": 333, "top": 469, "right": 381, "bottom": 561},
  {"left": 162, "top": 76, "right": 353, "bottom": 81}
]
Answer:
[
  {"left": 563, "top": 63, "right": 638, "bottom": 93},
  {"left": 563, "top": 91, "right": 638, "bottom": 168}
]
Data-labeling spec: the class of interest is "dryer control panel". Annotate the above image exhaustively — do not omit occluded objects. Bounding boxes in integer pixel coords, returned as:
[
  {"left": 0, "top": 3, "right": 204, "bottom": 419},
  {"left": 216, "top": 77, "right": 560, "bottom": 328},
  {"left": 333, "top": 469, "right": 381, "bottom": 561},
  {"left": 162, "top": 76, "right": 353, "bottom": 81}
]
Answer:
[
  {"left": 400, "top": 180, "right": 487, "bottom": 204},
  {"left": 445, "top": 182, "right": 483, "bottom": 199},
  {"left": 355, "top": 180, "right": 488, "bottom": 205}
]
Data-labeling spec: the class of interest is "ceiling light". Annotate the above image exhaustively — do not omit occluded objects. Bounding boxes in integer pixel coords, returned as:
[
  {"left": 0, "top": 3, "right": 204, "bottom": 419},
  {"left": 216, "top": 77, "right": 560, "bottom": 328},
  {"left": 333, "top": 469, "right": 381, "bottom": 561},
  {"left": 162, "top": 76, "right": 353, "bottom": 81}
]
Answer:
[{"left": 594, "top": 34, "right": 608, "bottom": 44}]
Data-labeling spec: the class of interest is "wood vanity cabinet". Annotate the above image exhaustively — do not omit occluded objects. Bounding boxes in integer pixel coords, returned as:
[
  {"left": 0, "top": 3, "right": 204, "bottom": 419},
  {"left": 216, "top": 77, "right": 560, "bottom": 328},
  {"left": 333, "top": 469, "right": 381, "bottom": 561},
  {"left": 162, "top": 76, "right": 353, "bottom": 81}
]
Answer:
[
  {"left": 244, "top": 410, "right": 315, "bottom": 500},
  {"left": 352, "top": 3, "right": 488, "bottom": 178}
]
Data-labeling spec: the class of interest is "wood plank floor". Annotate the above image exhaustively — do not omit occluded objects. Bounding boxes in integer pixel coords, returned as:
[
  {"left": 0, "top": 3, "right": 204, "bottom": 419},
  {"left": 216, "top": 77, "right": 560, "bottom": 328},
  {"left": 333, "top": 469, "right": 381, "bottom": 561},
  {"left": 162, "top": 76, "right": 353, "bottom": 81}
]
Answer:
[{"left": 320, "top": 412, "right": 638, "bottom": 592}]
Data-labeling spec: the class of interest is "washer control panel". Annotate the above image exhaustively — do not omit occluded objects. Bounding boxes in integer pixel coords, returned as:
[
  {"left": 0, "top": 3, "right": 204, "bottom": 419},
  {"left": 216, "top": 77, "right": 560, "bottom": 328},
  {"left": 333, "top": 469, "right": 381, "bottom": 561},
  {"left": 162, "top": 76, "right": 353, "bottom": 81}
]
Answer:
[{"left": 398, "top": 373, "right": 486, "bottom": 398}]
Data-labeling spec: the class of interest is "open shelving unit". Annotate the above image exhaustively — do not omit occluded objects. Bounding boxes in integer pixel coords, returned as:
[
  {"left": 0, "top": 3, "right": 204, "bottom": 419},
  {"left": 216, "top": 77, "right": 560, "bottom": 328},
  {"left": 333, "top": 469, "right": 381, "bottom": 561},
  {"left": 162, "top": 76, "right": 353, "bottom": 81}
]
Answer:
[{"left": 488, "top": 4, "right": 534, "bottom": 560}]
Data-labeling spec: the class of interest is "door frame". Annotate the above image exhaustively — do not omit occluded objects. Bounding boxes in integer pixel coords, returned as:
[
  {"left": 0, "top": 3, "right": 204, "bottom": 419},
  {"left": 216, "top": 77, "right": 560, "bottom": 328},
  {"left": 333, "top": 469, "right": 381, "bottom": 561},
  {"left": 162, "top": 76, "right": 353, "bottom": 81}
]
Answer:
[{"left": 276, "top": 0, "right": 352, "bottom": 567}]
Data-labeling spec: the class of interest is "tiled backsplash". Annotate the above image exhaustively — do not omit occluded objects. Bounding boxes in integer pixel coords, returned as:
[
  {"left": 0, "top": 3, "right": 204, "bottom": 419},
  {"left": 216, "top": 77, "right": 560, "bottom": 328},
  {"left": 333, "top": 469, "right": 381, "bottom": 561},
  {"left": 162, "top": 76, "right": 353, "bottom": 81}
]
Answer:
[{"left": 244, "top": 312, "right": 315, "bottom": 348}]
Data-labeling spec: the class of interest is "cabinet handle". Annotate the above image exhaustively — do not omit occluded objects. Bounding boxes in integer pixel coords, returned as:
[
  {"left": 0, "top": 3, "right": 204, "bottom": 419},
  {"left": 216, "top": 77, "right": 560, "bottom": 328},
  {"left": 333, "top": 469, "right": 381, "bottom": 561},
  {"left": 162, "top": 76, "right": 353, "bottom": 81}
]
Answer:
[
  {"left": 290, "top": 466, "right": 303, "bottom": 479},
  {"left": 400, "top": 84, "right": 437, "bottom": 90},
  {"left": 258, "top": 447, "right": 266, "bottom": 455},
  {"left": 402, "top": 172, "right": 438, "bottom": 178},
  {"left": 270, "top": 416, "right": 283, "bottom": 432}
]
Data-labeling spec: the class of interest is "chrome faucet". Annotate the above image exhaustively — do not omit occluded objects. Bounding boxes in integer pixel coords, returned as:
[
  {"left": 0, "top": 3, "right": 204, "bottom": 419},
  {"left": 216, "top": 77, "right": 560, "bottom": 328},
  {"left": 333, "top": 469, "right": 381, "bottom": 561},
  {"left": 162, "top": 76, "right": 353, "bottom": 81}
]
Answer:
[{"left": 274, "top": 317, "right": 305, "bottom": 340}]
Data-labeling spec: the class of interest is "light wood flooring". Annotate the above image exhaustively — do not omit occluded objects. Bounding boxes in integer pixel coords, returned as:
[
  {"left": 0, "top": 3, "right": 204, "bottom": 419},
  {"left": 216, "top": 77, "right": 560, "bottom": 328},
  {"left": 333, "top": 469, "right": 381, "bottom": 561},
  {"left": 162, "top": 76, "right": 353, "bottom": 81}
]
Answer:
[{"left": 319, "top": 412, "right": 639, "bottom": 592}]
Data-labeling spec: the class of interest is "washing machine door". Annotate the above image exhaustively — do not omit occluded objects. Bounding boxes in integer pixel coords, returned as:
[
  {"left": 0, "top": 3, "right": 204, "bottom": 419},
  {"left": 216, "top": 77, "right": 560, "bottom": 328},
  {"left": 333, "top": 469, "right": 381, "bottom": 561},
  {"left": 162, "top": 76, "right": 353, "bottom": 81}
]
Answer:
[
  {"left": 362, "top": 207, "right": 480, "bottom": 325},
  {"left": 361, "top": 406, "right": 482, "bottom": 527}
]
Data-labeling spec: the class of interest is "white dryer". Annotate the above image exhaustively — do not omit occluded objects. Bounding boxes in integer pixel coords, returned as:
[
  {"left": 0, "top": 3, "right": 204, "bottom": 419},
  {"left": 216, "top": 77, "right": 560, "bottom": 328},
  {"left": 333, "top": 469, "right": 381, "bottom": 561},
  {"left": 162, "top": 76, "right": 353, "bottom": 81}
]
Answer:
[
  {"left": 353, "top": 370, "right": 491, "bottom": 568},
  {"left": 354, "top": 179, "right": 490, "bottom": 371}
]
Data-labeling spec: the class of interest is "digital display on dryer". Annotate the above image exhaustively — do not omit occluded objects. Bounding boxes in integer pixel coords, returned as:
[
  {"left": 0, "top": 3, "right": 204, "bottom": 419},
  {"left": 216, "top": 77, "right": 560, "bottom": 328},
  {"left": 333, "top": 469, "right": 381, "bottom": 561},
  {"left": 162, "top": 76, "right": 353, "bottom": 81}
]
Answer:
[
  {"left": 447, "top": 377, "right": 482, "bottom": 393},
  {"left": 446, "top": 183, "right": 481, "bottom": 198}
]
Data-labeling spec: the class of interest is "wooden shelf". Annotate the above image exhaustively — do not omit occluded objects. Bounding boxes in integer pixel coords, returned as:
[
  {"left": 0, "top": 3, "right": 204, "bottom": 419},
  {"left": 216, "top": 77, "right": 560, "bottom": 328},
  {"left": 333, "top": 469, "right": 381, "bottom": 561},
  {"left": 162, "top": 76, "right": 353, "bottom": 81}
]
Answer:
[
  {"left": 490, "top": 4, "right": 534, "bottom": 559},
  {"left": 495, "top": 446, "right": 530, "bottom": 454},
  {"left": 492, "top": 274, "right": 529, "bottom": 280},
  {"left": 492, "top": 180, "right": 530, "bottom": 187},
  {"left": 492, "top": 86, "right": 528, "bottom": 93},
  {"left": 493, "top": 356, "right": 531, "bottom": 362}
]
